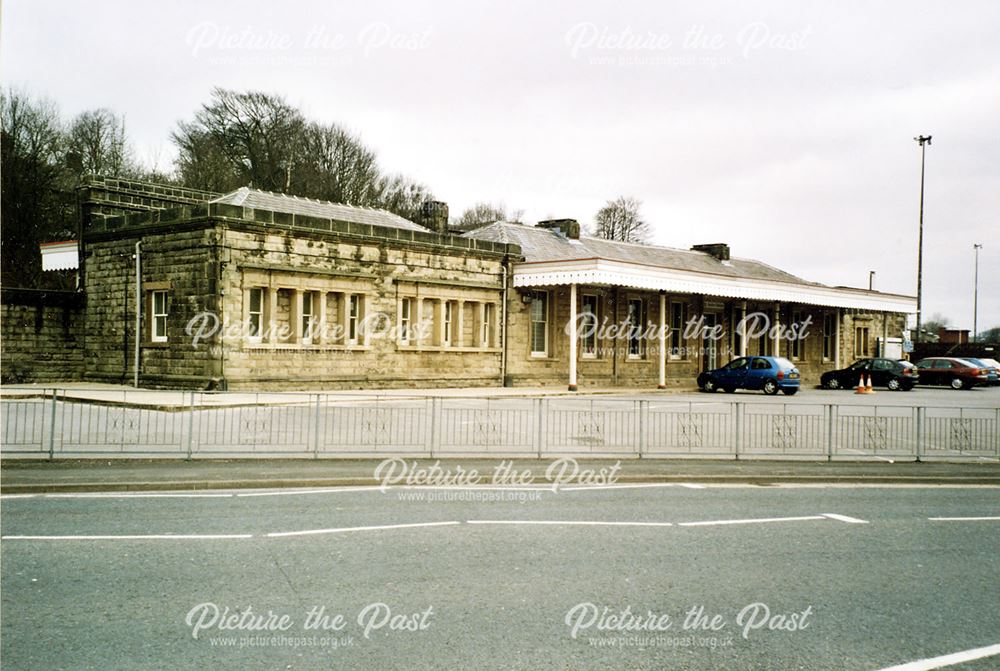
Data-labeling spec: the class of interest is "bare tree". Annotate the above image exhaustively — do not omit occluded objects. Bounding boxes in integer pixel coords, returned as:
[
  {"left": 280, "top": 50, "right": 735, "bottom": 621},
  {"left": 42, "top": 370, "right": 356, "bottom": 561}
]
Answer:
[
  {"left": 296, "top": 123, "right": 382, "bottom": 205},
  {"left": 171, "top": 88, "right": 435, "bottom": 221},
  {"left": 377, "top": 173, "right": 435, "bottom": 221},
  {"left": 592, "top": 196, "right": 649, "bottom": 244},
  {"left": 171, "top": 88, "right": 306, "bottom": 192},
  {"left": 66, "top": 108, "right": 134, "bottom": 177},
  {"left": 453, "top": 202, "right": 511, "bottom": 231},
  {"left": 921, "top": 313, "right": 951, "bottom": 337},
  {"left": 1, "top": 89, "right": 73, "bottom": 288}
]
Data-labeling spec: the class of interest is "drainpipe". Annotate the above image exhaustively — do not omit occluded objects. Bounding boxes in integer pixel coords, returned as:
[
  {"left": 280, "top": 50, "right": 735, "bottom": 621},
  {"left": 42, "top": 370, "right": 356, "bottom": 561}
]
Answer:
[
  {"left": 500, "top": 261, "right": 509, "bottom": 386},
  {"left": 134, "top": 240, "right": 142, "bottom": 388}
]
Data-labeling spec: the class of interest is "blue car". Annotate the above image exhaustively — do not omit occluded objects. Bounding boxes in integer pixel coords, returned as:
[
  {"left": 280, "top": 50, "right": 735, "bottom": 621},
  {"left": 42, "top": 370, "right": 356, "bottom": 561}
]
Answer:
[{"left": 697, "top": 356, "right": 801, "bottom": 395}]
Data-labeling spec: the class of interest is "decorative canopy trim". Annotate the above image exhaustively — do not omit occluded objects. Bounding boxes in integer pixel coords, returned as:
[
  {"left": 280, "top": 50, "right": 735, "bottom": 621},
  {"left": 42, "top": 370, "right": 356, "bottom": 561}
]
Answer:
[{"left": 513, "top": 258, "right": 916, "bottom": 313}]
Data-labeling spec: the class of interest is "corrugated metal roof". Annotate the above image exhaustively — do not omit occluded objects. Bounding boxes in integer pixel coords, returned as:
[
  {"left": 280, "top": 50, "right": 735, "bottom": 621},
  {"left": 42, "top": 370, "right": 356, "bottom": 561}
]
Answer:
[
  {"left": 464, "top": 222, "right": 818, "bottom": 285},
  {"left": 210, "top": 187, "right": 428, "bottom": 233}
]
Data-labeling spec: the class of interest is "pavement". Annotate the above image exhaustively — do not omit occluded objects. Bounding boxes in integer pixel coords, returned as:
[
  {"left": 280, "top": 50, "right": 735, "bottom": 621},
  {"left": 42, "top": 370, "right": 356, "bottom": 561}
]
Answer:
[
  {"left": 3, "top": 458, "right": 1000, "bottom": 493},
  {"left": 3, "top": 483, "right": 999, "bottom": 670}
]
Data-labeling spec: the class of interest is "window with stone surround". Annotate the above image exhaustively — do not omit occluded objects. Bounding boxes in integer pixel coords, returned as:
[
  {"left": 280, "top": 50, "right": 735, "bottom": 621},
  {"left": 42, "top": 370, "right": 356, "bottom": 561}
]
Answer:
[
  {"left": 855, "top": 326, "right": 870, "bottom": 357},
  {"left": 400, "top": 297, "right": 412, "bottom": 345},
  {"left": 481, "top": 303, "right": 493, "bottom": 348},
  {"left": 581, "top": 294, "right": 598, "bottom": 358},
  {"left": 301, "top": 291, "right": 315, "bottom": 344},
  {"left": 443, "top": 301, "right": 454, "bottom": 346},
  {"left": 823, "top": 313, "right": 835, "bottom": 360},
  {"left": 791, "top": 310, "right": 804, "bottom": 360},
  {"left": 530, "top": 291, "right": 548, "bottom": 357},
  {"left": 151, "top": 290, "right": 168, "bottom": 343},
  {"left": 248, "top": 288, "right": 263, "bottom": 342},
  {"left": 669, "top": 301, "right": 685, "bottom": 359},
  {"left": 347, "top": 294, "right": 361, "bottom": 345},
  {"left": 627, "top": 298, "right": 644, "bottom": 359}
]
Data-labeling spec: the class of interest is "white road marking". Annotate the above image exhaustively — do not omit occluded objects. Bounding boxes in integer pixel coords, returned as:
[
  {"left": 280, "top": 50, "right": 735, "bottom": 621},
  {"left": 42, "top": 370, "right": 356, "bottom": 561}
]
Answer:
[
  {"left": 928, "top": 516, "right": 1000, "bottom": 522},
  {"left": 679, "top": 483, "right": 707, "bottom": 489},
  {"left": 873, "top": 642, "right": 1000, "bottom": 671},
  {"left": 559, "top": 483, "right": 679, "bottom": 492},
  {"left": 467, "top": 520, "right": 674, "bottom": 527},
  {"left": 678, "top": 515, "right": 826, "bottom": 527},
  {"left": 236, "top": 486, "right": 382, "bottom": 497},
  {"left": 1, "top": 533, "right": 253, "bottom": 540},
  {"left": 266, "top": 520, "right": 460, "bottom": 538},
  {"left": 44, "top": 492, "right": 234, "bottom": 499},
  {"left": 822, "top": 513, "right": 870, "bottom": 524}
]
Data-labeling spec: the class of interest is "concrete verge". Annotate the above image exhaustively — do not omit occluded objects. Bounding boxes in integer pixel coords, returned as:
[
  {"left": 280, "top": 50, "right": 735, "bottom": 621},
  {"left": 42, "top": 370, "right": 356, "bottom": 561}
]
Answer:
[{"left": 4, "top": 458, "right": 999, "bottom": 493}]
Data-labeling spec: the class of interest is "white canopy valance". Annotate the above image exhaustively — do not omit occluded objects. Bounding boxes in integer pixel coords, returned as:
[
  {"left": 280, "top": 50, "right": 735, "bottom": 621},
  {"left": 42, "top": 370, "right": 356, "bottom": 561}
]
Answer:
[{"left": 513, "top": 258, "right": 916, "bottom": 314}]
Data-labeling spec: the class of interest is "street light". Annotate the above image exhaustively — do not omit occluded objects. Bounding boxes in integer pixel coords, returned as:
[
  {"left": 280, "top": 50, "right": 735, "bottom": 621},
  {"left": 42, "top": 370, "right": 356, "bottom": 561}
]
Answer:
[
  {"left": 914, "top": 134, "right": 932, "bottom": 342},
  {"left": 973, "top": 243, "right": 982, "bottom": 342}
]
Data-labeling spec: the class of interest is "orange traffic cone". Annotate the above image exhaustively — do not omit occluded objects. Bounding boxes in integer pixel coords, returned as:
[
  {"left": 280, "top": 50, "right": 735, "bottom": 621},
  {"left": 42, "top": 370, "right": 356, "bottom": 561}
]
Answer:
[
  {"left": 855, "top": 375, "right": 866, "bottom": 394},
  {"left": 866, "top": 375, "right": 875, "bottom": 394}
]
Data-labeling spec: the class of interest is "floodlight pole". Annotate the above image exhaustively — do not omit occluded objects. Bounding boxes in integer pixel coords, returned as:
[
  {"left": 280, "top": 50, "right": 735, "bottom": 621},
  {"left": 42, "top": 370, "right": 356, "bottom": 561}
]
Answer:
[
  {"left": 914, "top": 135, "right": 932, "bottom": 342},
  {"left": 973, "top": 243, "right": 982, "bottom": 342}
]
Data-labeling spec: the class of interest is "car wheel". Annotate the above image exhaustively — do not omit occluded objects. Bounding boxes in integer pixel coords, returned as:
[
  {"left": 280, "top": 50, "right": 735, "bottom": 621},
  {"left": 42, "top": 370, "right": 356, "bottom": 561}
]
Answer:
[
  {"left": 950, "top": 378, "right": 965, "bottom": 390},
  {"left": 826, "top": 378, "right": 841, "bottom": 390},
  {"left": 887, "top": 378, "right": 901, "bottom": 391},
  {"left": 763, "top": 379, "right": 779, "bottom": 395},
  {"left": 704, "top": 379, "right": 717, "bottom": 393},
  {"left": 782, "top": 388, "right": 798, "bottom": 396}
]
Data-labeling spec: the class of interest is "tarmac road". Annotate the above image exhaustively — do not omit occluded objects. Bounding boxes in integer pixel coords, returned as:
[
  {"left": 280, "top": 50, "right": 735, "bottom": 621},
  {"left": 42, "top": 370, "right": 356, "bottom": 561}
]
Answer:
[{"left": 2, "top": 483, "right": 999, "bottom": 670}]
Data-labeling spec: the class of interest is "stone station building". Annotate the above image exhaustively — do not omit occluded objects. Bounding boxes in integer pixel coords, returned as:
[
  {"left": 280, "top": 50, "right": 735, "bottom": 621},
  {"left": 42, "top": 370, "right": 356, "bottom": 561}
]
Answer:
[{"left": 7, "top": 177, "right": 915, "bottom": 390}]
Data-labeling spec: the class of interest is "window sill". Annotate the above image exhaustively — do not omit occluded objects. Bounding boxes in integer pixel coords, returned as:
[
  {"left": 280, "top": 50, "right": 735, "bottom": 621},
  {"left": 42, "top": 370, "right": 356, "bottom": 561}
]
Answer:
[
  {"left": 398, "top": 345, "right": 501, "bottom": 353},
  {"left": 243, "top": 344, "right": 372, "bottom": 352}
]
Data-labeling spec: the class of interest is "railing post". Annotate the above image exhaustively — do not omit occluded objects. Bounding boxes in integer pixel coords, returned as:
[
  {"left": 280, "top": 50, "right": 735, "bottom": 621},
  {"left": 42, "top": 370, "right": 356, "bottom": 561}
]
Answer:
[
  {"left": 313, "top": 394, "right": 322, "bottom": 459},
  {"left": 429, "top": 397, "right": 442, "bottom": 458},
  {"left": 915, "top": 406, "right": 924, "bottom": 462},
  {"left": 637, "top": 400, "right": 648, "bottom": 458},
  {"left": 47, "top": 388, "right": 57, "bottom": 460},
  {"left": 734, "top": 402, "right": 742, "bottom": 460},
  {"left": 826, "top": 404, "right": 833, "bottom": 462},
  {"left": 535, "top": 398, "right": 547, "bottom": 457},
  {"left": 185, "top": 391, "right": 195, "bottom": 461}
]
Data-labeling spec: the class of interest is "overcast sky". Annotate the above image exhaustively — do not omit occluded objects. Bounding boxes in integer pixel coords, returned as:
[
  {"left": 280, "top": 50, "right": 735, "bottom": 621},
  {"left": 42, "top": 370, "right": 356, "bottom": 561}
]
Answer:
[{"left": 3, "top": 0, "right": 997, "bottom": 332}]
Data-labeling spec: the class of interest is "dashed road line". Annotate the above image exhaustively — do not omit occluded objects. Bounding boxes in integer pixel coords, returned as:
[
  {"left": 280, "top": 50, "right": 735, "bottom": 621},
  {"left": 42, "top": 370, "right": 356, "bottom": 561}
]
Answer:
[
  {"left": 677, "top": 515, "right": 827, "bottom": 527},
  {"left": 265, "top": 520, "right": 461, "bottom": 538},
  {"left": 928, "top": 516, "right": 1000, "bottom": 522},
  {"left": 467, "top": 520, "right": 674, "bottom": 528},
  {"left": 873, "top": 642, "right": 1000, "bottom": 671},
  {"left": 1, "top": 533, "right": 253, "bottom": 540},
  {"left": 822, "top": 513, "right": 869, "bottom": 524}
]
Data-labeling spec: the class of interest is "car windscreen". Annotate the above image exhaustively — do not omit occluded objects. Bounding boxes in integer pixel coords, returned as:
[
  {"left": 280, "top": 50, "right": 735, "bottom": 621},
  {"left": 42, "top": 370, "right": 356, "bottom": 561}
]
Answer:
[{"left": 775, "top": 357, "right": 795, "bottom": 369}]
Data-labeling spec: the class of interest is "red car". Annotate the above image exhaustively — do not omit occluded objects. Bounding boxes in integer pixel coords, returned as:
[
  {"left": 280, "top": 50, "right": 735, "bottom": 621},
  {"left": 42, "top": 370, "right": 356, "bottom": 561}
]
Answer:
[{"left": 914, "top": 357, "right": 989, "bottom": 389}]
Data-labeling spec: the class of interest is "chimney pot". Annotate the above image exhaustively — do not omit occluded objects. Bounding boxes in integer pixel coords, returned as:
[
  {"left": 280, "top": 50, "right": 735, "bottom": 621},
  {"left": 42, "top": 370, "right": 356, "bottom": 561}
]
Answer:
[
  {"left": 691, "top": 243, "right": 730, "bottom": 261},
  {"left": 537, "top": 219, "right": 580, "bottom": 240}
]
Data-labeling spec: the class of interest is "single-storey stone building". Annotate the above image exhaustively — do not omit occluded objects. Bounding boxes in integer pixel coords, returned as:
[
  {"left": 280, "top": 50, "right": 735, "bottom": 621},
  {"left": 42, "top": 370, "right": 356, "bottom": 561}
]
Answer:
[{"left": 11, "top": 176, "right": 914, "bottom": 390}]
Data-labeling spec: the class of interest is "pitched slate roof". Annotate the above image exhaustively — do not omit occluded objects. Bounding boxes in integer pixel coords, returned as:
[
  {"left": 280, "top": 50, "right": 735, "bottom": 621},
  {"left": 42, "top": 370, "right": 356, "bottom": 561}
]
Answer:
[
  {"left": 463, "top": 222, "right": 819, "bottom": 286},
  {"left": 210, "top": 187, "right": 428, "bottom": 233}
]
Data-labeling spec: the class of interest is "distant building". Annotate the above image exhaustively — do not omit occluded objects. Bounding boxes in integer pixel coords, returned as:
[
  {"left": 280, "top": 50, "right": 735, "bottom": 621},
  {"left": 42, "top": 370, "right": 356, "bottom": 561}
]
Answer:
[
  {"left": 938, "top": 328, "right": 971, "bottom": 344},
  {"left": 1, "top": 176, "right": 915, "bottom": 389}
]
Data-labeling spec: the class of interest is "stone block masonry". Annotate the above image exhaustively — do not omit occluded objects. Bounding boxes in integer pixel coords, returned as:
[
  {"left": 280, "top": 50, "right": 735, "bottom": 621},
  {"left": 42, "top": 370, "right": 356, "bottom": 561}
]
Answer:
[{"left": 1, "top": 289, "right": 85, "bottom": 383}]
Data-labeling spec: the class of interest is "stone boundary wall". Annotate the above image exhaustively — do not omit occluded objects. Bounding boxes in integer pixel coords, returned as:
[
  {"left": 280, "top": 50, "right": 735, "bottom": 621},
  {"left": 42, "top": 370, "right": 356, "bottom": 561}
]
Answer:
[{"left": 0, "top": 289, "right": 86, "bottom": 383}]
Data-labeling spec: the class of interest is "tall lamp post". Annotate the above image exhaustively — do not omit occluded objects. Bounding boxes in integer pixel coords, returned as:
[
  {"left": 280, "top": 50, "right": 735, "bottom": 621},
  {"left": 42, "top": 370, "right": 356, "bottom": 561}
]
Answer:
[
  {"left": 914, "top": 135, "right": 932, "bottom": 342},
  {"left": 973, "top": 243, "right": 982, "bottom": 342}
]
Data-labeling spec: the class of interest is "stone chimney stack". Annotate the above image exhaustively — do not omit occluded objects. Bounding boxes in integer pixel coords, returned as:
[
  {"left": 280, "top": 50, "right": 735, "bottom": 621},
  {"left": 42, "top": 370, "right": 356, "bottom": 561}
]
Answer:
[
  {"left": 420, "top": 201, "right": 449, "bottom": 234},
  {"left": 537, "top": 219, "right": 581, "bottom": 240},
  {"left": 691, "top": 243, "right": 730, "bottom": 261}
]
